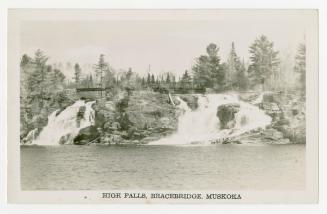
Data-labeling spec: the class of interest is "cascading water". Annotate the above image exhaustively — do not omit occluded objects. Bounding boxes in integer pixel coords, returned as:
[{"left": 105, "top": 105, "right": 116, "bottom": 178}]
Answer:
[
  {"left": 23, "top": 128, "right": 38, "bottom": 144},
  {"left": 150, "top": 94, "right": 271, "bottom": 145},
  {"left": 32, "top": 100, "right": 96, "bottom": 145}
]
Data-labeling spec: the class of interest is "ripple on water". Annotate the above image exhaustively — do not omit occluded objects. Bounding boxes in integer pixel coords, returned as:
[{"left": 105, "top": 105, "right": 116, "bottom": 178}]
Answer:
[{"left": 21, "top": 144, "right": 305, "bottom": 190}]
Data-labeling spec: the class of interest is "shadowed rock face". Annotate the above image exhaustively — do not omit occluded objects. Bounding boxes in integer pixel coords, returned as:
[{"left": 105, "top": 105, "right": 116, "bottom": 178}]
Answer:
[
  {"left": 74, "top": 126, "right": 99, "bottom": 145},
  {"left": 178, "top": 95, "right": 199, "bottom": 110},
  {"left": 217, "top": 103, "right": 240, "bottom": 129}
]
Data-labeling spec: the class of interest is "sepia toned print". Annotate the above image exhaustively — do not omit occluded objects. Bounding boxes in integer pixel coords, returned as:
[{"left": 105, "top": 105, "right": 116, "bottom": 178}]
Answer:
[{"left": 8, "top": 9, "right": 318, "bottom": 203}]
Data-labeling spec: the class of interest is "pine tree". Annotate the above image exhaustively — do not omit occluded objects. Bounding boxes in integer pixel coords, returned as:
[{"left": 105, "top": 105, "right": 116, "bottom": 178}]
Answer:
[
  {"left": 226, "top": 42, "right": 241, "bottom": 89},
  {"left": 20, "top": 54, "right": 34, "bottom": 131},
  {"left": 103, "top": 66, "right": 115, "bottom": 88},
  {"left": 192, "top": 43, "right": 224, "bottom": 90},
  {"left": 180, "top": 70, "right": 192, "bottom": 89},
  {"left": 166, "top": 73, "right": 171, "bottom": 84},
  {"left": 146, "top": 73, "right": 150, "bottom": 86},
  {"left": 151, "top": 74, "right": 155, "bottom": 84},
  {"left": 74, "top": 63, "right": 82, "bottom": 87},
  {"left": 226, "top": 42, "right": 249, "bottom": 90},
  {"left": 235, "top": 60, "right": 248, "bottom": 90},
  {"left": 294, "top": 43, "right": 306, "bottom": 90},
  {"left": 26, "top": 49, "right": 49, "bottom": 108},
  {"left": 94, "top": 54, "right": 109, "bottom": 88},
  {"left": 126, "top": 67, "right": 133, "bottom": 81},
  {"left": 20, "top": 54, "right": 34, "bottom": 100},
  {"left": 248, "top": 35, "right": 280, "bottom": 90},
  {"left": 89, "top": 75, "right": 93, "bottom": 87}
]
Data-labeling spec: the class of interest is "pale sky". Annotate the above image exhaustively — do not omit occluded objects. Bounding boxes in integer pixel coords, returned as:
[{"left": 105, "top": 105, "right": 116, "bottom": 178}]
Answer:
[{"left": 20, "top": 10, "right": 309, "bottom": 79}]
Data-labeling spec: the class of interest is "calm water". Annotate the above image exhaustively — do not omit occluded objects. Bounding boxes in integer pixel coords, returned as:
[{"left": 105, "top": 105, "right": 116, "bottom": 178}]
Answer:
[{"left": 21, "top": 144, "right": 305, "bottom": 190}]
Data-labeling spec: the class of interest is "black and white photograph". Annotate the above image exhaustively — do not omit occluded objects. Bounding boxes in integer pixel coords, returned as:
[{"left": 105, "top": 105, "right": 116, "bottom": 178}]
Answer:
[{"left": 6, "top": 9, "right": 319, "bottom": 203}]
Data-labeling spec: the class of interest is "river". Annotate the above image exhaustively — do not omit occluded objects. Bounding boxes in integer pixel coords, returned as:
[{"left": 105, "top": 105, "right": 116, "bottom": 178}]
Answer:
[{"left": 21, "top": 144, "right": 305, "bottom": 190}]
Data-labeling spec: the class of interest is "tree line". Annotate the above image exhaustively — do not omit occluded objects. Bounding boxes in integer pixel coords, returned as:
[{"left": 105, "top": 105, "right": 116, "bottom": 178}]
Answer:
[
  {"left": 21, "top": 35, "right": 306, "bottom": 101},
  {"left": 71, "top": 35, "right": 305, "bottom": 93},
  {"left": 192, "top": 35, "right": 305, "bottom": 92}
]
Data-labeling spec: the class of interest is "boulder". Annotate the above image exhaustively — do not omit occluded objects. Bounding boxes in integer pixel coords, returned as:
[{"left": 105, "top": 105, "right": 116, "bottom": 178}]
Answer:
[
  {"left": 273, "top": 124, "right": 306, "bottom": 144},
  {"left": 260, "top": 102, "right": 283, "bottom": 120},
  {"left": 262, "top": 93, "right": 276, "bottom": 102},
  {"left": 217, "top": 103, "right": 240, "bottom": 129},
  {"left": 238, "top": 92, "right": 261, "bottom": 103},
  {"left": 76, "top": 106, "right": 86, "bottom": 127},
  {"left": 262, "top": 128, "right": 284, "bottom": 141},
  {"left": 179, "top": 95, "right": 199, "bottom": 110},
  {"left": 92, "top": 100, "right": 116, "bottom": 128},
  {"left": 74, "top": 126, "right": 99, "bottom": 145},
  {"left": 100, "top": 133, "right": 123, "bottom": 145}
]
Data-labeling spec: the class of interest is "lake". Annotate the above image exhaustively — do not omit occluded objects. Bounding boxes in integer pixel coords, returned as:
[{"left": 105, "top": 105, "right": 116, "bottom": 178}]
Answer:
[{"left": 21, "top": 144, "right": 305, "bottom": 190}]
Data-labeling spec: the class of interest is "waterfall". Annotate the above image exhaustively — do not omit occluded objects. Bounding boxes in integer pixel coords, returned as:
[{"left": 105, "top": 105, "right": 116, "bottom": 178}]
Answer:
[
  {"left": 23, "top": 128, "right": 38, "bottom": 144},
  {"left": 149, "top": 94, "right": 271, "bottom": 145},
  {"left": 32, "top": 100, "right": 96, "bottom": 145}
]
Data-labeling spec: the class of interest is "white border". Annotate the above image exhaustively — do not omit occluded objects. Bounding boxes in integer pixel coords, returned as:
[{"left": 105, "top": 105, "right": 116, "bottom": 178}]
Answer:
[
  {"left": 0, "top": 0, "right": 326, "bottom": 213},
  {"left": 6, "top": 8, "right": 319, "bottom": 204}
]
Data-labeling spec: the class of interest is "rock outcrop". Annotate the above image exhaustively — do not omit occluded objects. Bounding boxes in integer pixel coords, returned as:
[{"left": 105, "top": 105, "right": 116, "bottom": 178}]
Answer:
[
  {"left": 263, "top": 92, "right": 306, "bottom": 144},
  {"left": 219, "top": 91, "right": 305, "bottom": 145},
  {"left": 75, "top": 90, "right": 179, "bottom": 145},
  {"left": 259, "top": 102, "right": 283, "bottom": 120},
  {"left": 236, "top": 91, "right": 306, "bottom": 144},
  {"left": 73, "top": 126, "right": 99, "bottom": 145},
  {"left": 217, "top": 103, "right": 240, "bottom": 129},
  {"left": 20, "top": 89, "right": 78, "bottom": 143},
  {"left": 178, "top": 94, "right": 199, "bottom": 110}
]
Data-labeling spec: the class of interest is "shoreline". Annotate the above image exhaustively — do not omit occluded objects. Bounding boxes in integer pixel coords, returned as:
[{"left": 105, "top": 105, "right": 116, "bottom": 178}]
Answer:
[{"left": 21, "top": 90, "right": 306, "bottom": 146}]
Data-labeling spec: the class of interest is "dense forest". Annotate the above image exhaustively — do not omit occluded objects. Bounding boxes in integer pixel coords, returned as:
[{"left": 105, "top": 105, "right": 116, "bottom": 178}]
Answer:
[{"left": 20, "top": 35, "right": 306, "bottom": 140}]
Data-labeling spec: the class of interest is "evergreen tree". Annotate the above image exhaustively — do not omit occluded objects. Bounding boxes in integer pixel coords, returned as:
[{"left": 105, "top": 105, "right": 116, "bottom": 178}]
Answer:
[
  {"left": 226, "top": 42, "right": 248, "bottom": 90},
  {"left": 151, "top": 74, "right": 155, "bottom": 84},
  {"left": 20, "top": 54, "right": 34, "bottom": 131},
  {"left": 171, "top": 75, "right": 176, "bottom": 84},
  {"left": 46, "top": 66, "right": 66, "bottom": 94},
  {"left": 161, "top": 75, "right": 164, "bottom": 84},
  {"left": 147, "top": 73, "right": 151, "bottom": 85},
  {"left": 94, "top": 54, "right": 109, "bottom": 88},
  {"left": 294, "top": 43, "right": 306, "bottom": 90},
  {"left": 171, "top": 74, "right": 176, "bottom": 88},
  {"left": 181, "top": 70, "right": 191, "bottom": 82},
  {"left": 20, "top": 50, "right": 66, "bottom": 129},
  {"left": 192, "top": 43, "right": 224, "bottom": 90},
  {"left": 235, "top": 60, "right": 248, "bottom": 90},
  {"left": 89, "top": 75, "right": 93, "bottom": 87},
  {"left": 26, "top": 49, "right": 49, "bottom": 107},
  {"left": 20, "top": 54, "right": 34, "bottom": 99},
  {"left": 74, "top": 63, "right": 82, "bottom": 86},
  {"left": 126, "top": 67, "right": 133, "bottom": 81},
  {"left": 180, "top": 70, "right": 192, "bottom": 89},
  {"left": 248, "top": 35, "right": 280, "bottom": 90},
  {"left": 103, "top": 66, "right": 115, "bottom": 88},
  {"left": 166, "top": 73, "right": 171, "bottom": 84},
  {"left": 226, "top": 42, "right": 240, "bottom": 89}
]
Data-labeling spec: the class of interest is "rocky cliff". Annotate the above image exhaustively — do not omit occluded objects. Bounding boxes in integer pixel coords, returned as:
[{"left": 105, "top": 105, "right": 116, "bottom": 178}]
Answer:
[
  {"left": 237, "top": 91, "right": 306, "bottom": 144},
  {"left": 74, "top": 90, "right": 180, "bottom": 145}
]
